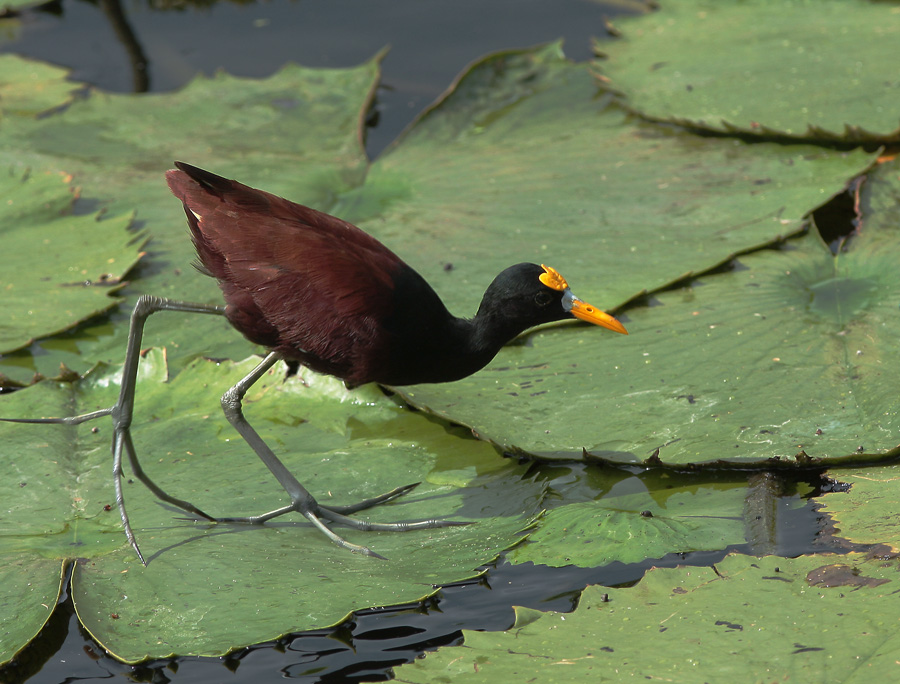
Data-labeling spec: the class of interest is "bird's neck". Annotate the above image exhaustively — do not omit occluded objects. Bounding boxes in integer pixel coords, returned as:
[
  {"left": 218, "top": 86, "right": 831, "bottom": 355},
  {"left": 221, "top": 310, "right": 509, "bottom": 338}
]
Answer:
[
  {"left": 437, "top": 309, "right": 528, "bottom": 378},
  {"left": 381, "top": 314, "right": 511, "bottom": 386},
  {"left": 467, "top": 309, "right": 526, "bottom": 357},
  {"left": 379, "top": 267, "right": 528, "bottom": 386}
]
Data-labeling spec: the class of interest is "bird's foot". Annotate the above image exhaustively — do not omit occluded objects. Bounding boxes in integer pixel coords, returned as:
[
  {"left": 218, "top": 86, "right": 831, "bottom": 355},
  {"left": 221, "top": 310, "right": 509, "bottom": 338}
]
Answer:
[
  {"left": 208, "top": 483, "right": 471, "bottom": 559},
  {"left": 324, "top": 482, "right": 421, "bottom": 514},
  {"left": 0, "top": 407, "right": 114, "bottom": 426}
]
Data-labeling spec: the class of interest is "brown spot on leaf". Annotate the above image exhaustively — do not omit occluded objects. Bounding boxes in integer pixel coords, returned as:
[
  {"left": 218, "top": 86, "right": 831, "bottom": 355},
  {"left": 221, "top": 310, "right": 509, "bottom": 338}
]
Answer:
[{"left": 807, "top": 564, "right": 890, "bottom": 588}]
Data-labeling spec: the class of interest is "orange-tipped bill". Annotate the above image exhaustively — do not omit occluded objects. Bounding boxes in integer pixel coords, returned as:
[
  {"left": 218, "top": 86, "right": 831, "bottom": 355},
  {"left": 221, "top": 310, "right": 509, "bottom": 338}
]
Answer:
[{"left": 568, "top": 295, "right": 628, "bottom": 334}]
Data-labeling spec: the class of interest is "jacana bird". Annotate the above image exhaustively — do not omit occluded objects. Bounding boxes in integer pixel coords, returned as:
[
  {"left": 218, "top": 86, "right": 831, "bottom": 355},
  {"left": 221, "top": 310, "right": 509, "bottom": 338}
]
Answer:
[{"left": 5, "top": 162, "right": 627, "bottom": 564}]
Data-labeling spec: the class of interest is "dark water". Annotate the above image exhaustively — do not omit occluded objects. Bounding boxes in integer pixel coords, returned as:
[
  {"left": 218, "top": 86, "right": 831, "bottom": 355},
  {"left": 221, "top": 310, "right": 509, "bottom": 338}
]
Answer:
[
  {"left": 2, "top": 0, "right": 621, "bottom": 157},
  {"left": 0, "top": 1, "right": 847, "bottom": 682}
]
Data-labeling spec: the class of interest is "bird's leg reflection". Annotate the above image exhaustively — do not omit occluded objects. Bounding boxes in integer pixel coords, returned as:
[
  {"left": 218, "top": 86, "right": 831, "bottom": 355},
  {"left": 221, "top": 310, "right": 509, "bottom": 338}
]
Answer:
[{"left": 216, "top": 353, "right": 467, "bottom": 560}]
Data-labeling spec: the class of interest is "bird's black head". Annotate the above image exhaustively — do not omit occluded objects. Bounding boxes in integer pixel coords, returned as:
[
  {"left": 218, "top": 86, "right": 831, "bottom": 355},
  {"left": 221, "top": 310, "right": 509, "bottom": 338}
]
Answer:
[{"left": 474, "top": 263, "right": 627, "bottom": 345}]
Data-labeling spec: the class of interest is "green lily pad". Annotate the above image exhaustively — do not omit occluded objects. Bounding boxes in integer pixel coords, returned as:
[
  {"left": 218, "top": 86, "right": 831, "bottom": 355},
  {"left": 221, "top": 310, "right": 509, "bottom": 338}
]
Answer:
[
  {"left": 0, "top": 350, "right": 542, "bottom": 664},
  {"left": 0, "top": 557, "right": 64, "bottom": 668},
  {"left": 0, "top": 17, "right": 896, "bottom": 676},
  {"left": 398, "top": 158, "right": 900, "bottom": 465},
  {"left": 393, "top": 553, "right": 900, "bottom": 683},
  {"left": 0, "top": 0, "right": 46, "bottom": 12},
  {"left": 0, "top": 55, "right": 81, "bottom": 117},
  {"left": 596, "top": 0, "right": 900, "bottom": 142},
  {"left": 0, "top": 167, "right": 143, "bottom": 354}
]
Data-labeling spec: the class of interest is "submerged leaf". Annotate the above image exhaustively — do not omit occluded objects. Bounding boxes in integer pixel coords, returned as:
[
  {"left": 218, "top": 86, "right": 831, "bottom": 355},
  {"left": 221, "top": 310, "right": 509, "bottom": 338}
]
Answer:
[{"left": 509, "top": 484, "right": 747, "bottom": 567}]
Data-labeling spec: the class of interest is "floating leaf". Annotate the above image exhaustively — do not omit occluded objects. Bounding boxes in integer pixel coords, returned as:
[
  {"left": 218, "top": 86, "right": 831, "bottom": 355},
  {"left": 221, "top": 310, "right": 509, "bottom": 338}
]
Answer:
[
  {"left": 596, "top": 0, "right": 900, "bottom": 142},
  {"left": 819, "top": 463, "right": 900, "bottom": 552},
  {"left": 354, "top": 42, "right": 874, "bottom": 318},
  {"left": 399, "top": 159, "right": 900, "bottom": 465},
  {"left": 0, "top": 53, "right": 382, "bottom": 381},
  {"left": 0, "top": 168, "right": 143, "bottom": 354},
  {"left": 393, "top": 553, "right": 900, "bottom": 683},
  {"left": 0, "top": 34, "right": 896, "bottom": 671},
  {"left": 0, "top": 55, "right": 81, "bottom": 117},
  {"left": 0, "top": 351, "right": 541, "bottom": 664},
  {"left": 0, "top": 557, "right": 64, "bottom": 668},
  {"left": 0, "top": 45, "right": 877, "bottom": 384}
]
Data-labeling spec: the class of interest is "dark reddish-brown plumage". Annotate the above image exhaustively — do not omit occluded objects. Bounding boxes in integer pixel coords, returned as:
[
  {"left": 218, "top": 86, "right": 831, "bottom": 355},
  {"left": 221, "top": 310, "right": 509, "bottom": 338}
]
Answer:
[{"left": 166, "top": 162, "right": 627, "bottom": 389}]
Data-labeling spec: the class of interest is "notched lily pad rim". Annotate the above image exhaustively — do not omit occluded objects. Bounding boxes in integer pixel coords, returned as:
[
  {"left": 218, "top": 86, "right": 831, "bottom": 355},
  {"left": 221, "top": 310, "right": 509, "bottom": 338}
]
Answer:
[
  {"left": 7, "top": 271, "right": 139, "bottom": 356},
  {"left": 4, "top": 559, "right": 67, "bottom": 667},
  {"left": 0, "top": 55, "right": 91, "bottom": 117},
  {"left": 594, "top": 85, "right": 900, "bottom": 147},
  {"left": 2, "top": 199, "right": 148, "bottom": 357},
  {"left": 382, "top": 40, "right": 569, "bottom": 157},
  {"left": 591, "top": 48, "right": 897, "bottom": 147},
  {"left": 390, "top": 411, "right": 900, "bottom": 472}
]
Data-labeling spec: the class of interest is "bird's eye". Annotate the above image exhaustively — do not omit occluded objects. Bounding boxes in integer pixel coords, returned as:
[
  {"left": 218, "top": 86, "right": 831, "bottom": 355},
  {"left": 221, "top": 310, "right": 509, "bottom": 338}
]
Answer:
[{"left": 534, "top": 291, "right": 553, "bottom": 307}]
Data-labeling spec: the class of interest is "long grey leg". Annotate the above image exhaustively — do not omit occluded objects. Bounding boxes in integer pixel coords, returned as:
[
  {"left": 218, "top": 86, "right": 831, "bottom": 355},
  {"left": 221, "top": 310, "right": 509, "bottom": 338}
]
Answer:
[
  {"left": 2, "top": 295, "right": 225, "bottom": 565},
  {"left": 5, "top": 295, "right": 467, "bottom": 563},
  {"left": 110, "top": 296, "right": 229, "bottom": 562},
  {"left": 217, "top": 354, "right": 468, "bottom": 559},
  {"left": 216, "top": 353, "right": 389, "bottom": 558}
]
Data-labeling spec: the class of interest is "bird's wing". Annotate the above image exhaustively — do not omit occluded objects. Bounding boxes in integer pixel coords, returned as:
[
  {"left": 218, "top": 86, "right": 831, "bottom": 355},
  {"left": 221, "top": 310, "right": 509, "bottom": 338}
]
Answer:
[{"left": 167, "top": 167, "right": 403, "bottom": 379}]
